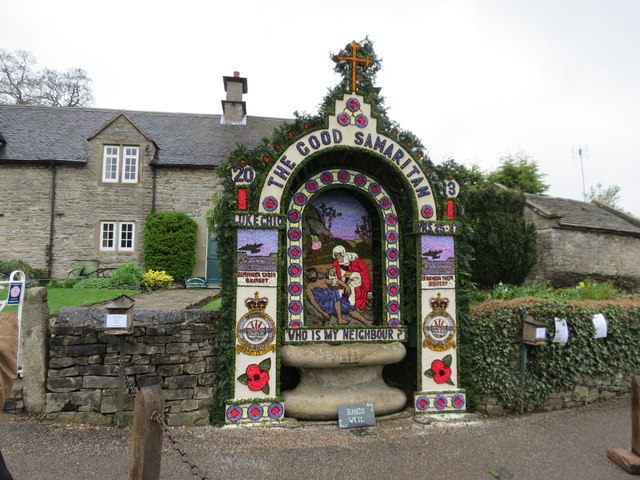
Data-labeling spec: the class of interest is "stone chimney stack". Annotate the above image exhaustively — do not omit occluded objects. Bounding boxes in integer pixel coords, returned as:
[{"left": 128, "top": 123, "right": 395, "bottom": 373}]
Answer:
[{"left": 221, "top": 71, "right": 247, "bottom": 124}]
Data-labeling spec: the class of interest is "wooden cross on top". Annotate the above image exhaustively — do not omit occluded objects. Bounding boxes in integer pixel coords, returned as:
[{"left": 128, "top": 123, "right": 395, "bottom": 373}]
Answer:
[{"left": 335, "top": 41, "right": 373, "bottom": 93}]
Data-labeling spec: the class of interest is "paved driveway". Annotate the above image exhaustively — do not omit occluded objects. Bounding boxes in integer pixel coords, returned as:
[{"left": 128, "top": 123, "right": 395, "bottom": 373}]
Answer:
[{"left": 0, "top": 395, "right": 633, "bottom": 479}]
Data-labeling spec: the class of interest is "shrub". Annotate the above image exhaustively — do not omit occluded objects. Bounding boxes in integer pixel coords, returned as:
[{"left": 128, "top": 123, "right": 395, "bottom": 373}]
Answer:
[
  {"left": 46, "top": 279, "right": 65, "bottom": 289},
  {"left": 576, "top": 280, "right": 619, "bottom": 301},
  {"left": 482, "top": 281, "right": 623, "bottom": 302},
  {"left": 63, "top": 278, "right": 80, "bottom": 288},
  {"left": 110, "top": 263, "right": 144, "bottom": 290},
  {"left": 0, "top": 259, "right": 47, "bottom": 280},
  {"left": 143, "top": 212, "right": 197, "bottom": 282},
  {"left": 464, "top": 186, "right": 537, "bottom": 288},
  {"left": 142, "top": 269, "right": 173, "bottom": 291},
  {"left": 73, "top": 278, "right": 114, "bottom": 289}
]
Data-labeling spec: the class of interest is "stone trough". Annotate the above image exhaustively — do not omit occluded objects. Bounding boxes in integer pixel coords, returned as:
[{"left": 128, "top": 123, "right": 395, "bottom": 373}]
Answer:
[{"left": 282, "top": 342, "right": 407, "bottom": 420}]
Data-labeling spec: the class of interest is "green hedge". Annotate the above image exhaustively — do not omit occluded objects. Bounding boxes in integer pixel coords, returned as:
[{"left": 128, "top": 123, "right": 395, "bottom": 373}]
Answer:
[
  {"left": 460, "top": 298, "right": 640, "bottom": 411},
  {"left": 143, "top": 212, "right": 197, "bottom": 282}
]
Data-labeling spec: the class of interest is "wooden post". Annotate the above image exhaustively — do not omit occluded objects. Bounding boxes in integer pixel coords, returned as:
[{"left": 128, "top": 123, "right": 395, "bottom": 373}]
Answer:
[
  {"left": 633, "top": 375, "right": 640, "bottom": 456},
  {"left": 130, "top": 385, "right": 164, "bottom": 480},
  {"left": 607, "top": 376, "right": 640, "bottom": 474}
]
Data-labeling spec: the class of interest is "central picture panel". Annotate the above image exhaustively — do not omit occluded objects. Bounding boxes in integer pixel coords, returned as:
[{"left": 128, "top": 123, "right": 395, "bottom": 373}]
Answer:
[
  {"left": 303, "top": 189, "right": 381, "bottom": 327},
  {"left": 285, "top": 168, "right": 403, "bottom": 338}
]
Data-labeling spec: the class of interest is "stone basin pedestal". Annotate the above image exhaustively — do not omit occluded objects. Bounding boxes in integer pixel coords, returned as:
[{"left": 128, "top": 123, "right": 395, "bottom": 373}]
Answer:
[{"left": 282, "top": 342, "right": 407, "bottom": 420}]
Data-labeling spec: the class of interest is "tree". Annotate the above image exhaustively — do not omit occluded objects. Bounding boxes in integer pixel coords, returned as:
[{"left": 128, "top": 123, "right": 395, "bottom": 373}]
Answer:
[
  {"left": 487, "top": 151, "right": 548, "bottom": 194},
  {"left": 0, "top": 49, "right": 93, "bottom": 107},
  {"left": 587, "top": 183, "right": 621, "bottom": 208},
  {"left": 354, "top": 215, "right": 372, "bottom": 243},
  {"left": 465, "top": 187, "right": 537, "bottom": 287}
]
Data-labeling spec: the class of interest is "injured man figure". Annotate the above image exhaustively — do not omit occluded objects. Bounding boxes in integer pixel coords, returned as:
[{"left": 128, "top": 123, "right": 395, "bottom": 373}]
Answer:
[{"left": 306, "top": 268, "right": 372, "bottom": 326}]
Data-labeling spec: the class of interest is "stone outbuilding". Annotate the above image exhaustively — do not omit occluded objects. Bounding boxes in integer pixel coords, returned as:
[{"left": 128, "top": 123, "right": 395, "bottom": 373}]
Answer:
[{"left": 523, "top": 193, "right": 640, "bottom": 290}]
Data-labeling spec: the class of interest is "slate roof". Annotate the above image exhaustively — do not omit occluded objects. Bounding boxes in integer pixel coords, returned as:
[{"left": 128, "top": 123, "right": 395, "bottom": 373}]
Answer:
[
  {"left": 526, "top": 193, "right": 640, "bottom": 236},
  {"left": 0, "top": 104, "right": 289, "bottom": 167}
]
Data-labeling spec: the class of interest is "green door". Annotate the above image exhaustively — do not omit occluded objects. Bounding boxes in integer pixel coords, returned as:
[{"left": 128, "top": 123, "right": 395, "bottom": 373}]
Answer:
[{"left": 206, "top": 232, "right": 221, "bottom": 286}]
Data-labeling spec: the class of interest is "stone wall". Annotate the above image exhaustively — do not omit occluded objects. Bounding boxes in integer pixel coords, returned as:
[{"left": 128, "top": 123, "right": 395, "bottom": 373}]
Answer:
[
  {"left": 47, "top": 308, "right": 218, "bottom": 426},
  {"left": 527, "top": 228, "right": 640, "bottom": 290},
  {"left": 477, "top": 373, "right": 630, "bottom": 416},
  {"left": 0, "top": 164, "right": 52, "bottom": 272}
]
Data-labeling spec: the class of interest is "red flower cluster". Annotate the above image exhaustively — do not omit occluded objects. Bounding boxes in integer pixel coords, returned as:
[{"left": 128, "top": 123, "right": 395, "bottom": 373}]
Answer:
[
  {"left": 245, "top": 364, "right": 269, "bottom": 391},
  {"left": 430, "top": 359, "right": 451, "bottom": 384}
]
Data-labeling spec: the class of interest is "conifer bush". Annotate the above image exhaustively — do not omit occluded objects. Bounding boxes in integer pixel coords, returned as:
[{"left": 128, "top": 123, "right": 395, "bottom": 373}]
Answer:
[
  {"left": 143, "top": 212, "right": 197, "bottom": 282},
  {"left": 465, "top": 187, "right": 537, "bottom": 288}
]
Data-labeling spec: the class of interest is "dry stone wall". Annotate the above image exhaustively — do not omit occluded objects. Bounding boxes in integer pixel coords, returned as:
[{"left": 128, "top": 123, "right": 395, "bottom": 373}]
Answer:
[{"left": 47, "top": 307, "right": 219, "bottom": 426}]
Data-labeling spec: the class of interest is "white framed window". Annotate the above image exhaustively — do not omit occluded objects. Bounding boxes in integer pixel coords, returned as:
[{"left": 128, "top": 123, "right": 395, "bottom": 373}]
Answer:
[
  {"left": 100, "top": 221, "right": 135, "bottom": 252},
  {"left": 100, "top": 222, "right": 116, "bottom": 251},
  {"left": 122, "top": 147, "right": 139, "bottom": 183},
  {"left": 119, "top": 222, "right": 135, "bottom": 251},
  {"left": 102, "top": 146, "right": 120, "bottom": 182}
]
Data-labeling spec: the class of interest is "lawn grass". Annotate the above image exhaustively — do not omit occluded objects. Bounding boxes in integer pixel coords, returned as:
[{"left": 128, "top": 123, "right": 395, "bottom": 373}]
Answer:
[
  {"left": 202, "top": 297, "right": 222, "bottom": 311},
  {"left": 47, "top": 288, "right": 139, "bottom": 314}
]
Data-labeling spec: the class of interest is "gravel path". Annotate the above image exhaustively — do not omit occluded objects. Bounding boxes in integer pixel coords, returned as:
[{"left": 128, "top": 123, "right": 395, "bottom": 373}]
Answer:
[{"left": 0, "top": 395, "right": 633, "bottom": 479}]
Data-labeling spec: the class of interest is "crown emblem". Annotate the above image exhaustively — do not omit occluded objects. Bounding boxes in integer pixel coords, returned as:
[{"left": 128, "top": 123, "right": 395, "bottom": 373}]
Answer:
[
  {"left": 429, "top": 293, "right": 449, "bottom": 312},
  {"left": 245, "top": 292, "right": 269, "bottom": 312}
]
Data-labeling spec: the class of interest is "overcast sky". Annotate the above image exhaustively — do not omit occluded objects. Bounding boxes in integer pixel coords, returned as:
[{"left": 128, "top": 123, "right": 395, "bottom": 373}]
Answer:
[{"left": 3, "top": 0, "right": 639, "bottom": 215}]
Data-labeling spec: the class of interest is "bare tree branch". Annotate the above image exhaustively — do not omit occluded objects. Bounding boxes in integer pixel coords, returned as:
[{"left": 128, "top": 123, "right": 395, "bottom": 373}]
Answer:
[{"left": 0, "top": 49, "right": 93, "bottom": 107}]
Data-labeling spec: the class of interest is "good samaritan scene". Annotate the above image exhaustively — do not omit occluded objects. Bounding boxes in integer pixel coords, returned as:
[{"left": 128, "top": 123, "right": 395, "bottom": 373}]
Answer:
[{"left": 303, "top": 190, "right": 377, "bottom": 327}]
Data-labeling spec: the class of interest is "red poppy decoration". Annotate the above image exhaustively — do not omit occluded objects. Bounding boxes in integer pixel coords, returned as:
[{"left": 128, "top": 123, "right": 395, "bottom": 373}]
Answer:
[
  {"left": 287, "top": 131, "right": 294, "bottom": 138},
  {"left": 238, "top": 358, "right": 271, "bottom": 394},
  {"left": 416, "top": 152, "right": 424, "bottom": 159},
  {"left": 303, "top": 122, "right": 310, "bottom": 129},
  {"left": 262, "top": 154, "right": 271, "bottom": 164},
  {"left": 274, "top": 143, "right": 281, "bottom": 151},
  {"left": 425, "top": 355, "right": 454, "bottom": 385},
  {"left": 239, "top": 159, "right": 247, "bottom": 166},
  {"left": 237, "top": 188, "right": 248, "bottom": 211},
  {"left": 447, "top": 199, "right": 455, "bottom": 221}
]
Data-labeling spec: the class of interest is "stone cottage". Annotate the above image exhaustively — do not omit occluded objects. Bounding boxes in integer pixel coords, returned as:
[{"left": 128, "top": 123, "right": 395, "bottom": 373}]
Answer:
[
  {"left": 0, "top": 73, "right": 287, "bottom": 283},
  {"left": 524, "top": 193, "right": 640, "bottom": 290}
]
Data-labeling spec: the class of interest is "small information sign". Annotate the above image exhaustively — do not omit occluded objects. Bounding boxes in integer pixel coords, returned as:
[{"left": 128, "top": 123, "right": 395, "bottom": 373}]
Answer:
[
  {"left": 7, "top": 282, "right": 22, "bottom": 305},
  {"left": 105, "top": 314, "right": 128, "bottom": 329},
  {"left": 338, "top": 403, "right": 376, "bottom": 429},
  {"left": 552, "top": 318, "right": 569, "bottom": 344},
  {"left": 592, "top": 313, "right": 608, "bottom": 339},
  {"left": 185, "top": 277, "right": 207, "bottom": 289}
]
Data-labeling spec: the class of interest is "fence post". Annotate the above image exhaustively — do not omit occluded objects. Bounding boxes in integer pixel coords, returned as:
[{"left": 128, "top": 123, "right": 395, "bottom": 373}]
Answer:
[
  {"left": 130, "top": 385, "right": 164, "bottom": 480},
  {"left": 607, "top": 375, "right": 640, "bottom": 474},
  {"left": 633, "top": 375, "right": 639, "bottom": 456}
]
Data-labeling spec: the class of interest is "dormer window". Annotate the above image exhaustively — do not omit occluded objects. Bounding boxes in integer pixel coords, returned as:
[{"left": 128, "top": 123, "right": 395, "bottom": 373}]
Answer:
[{"left": 102, "top": 145, "right": 139, "bottom": 183}]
